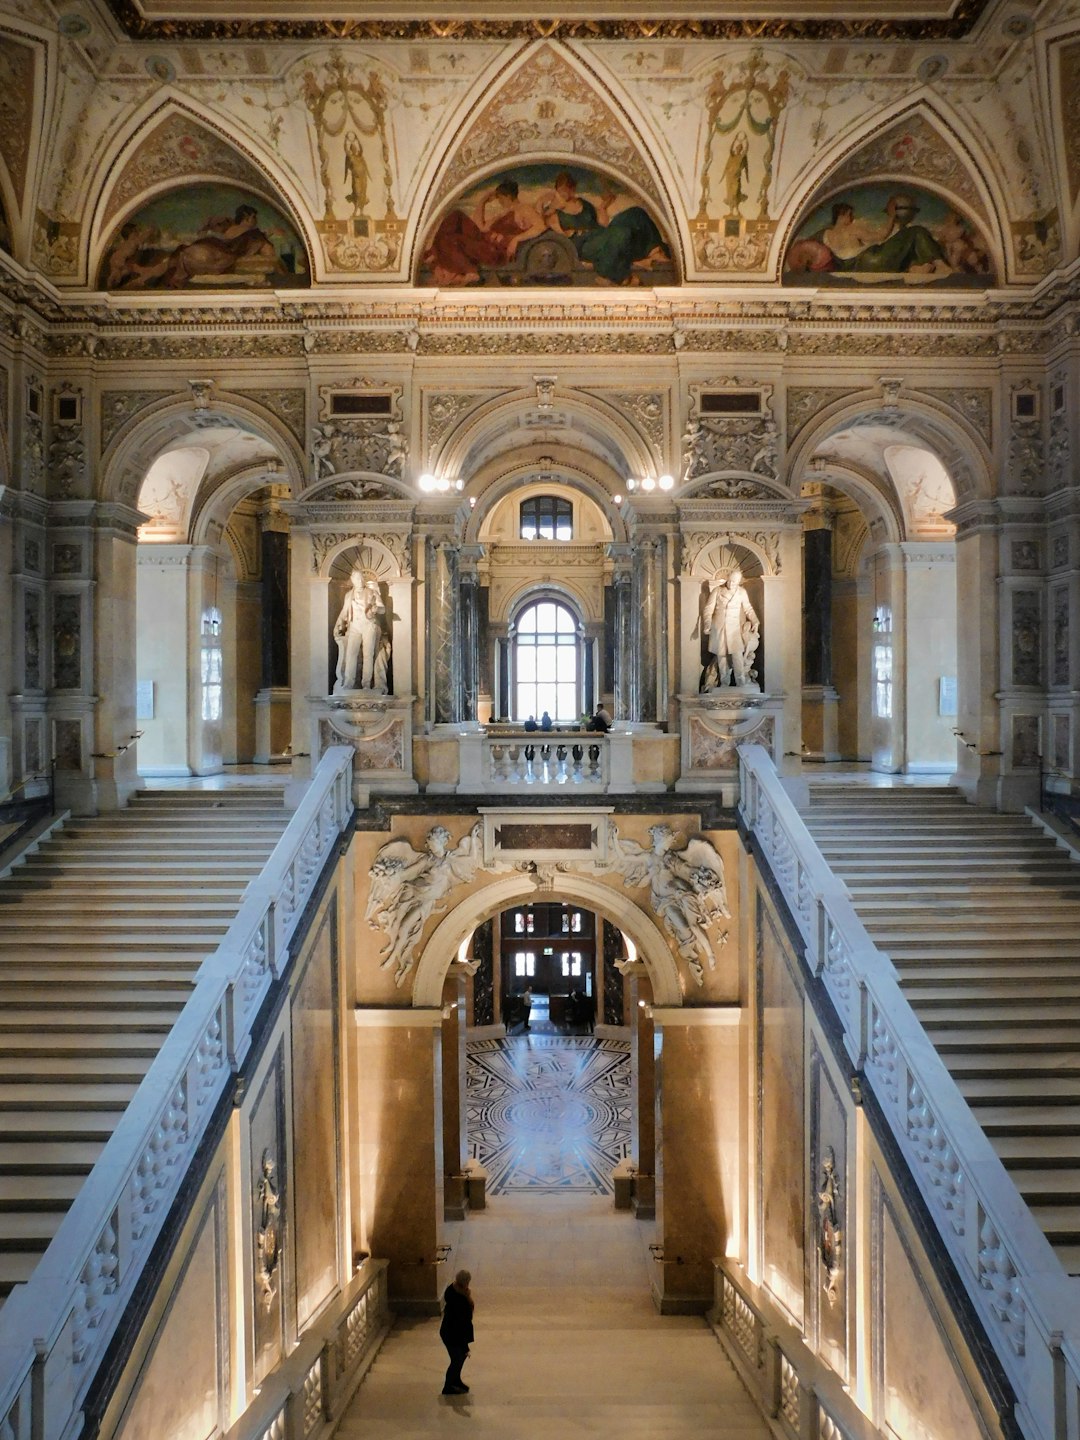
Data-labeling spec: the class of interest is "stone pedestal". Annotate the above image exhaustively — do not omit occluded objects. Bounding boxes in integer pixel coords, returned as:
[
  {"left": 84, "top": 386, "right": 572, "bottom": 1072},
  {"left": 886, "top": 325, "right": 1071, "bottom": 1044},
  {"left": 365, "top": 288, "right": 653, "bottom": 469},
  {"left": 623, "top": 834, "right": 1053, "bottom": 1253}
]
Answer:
[
  {"left": 801, "top": 684, "right": 840, "bottom": 762},
  {"left": 314, "top": 693, "right": 418, "bottom": 797},
  {"left": 254, "top": 686, "right": 292, "bottom": 764},
  {"left": 676, "top": 691, "right": 784, "bottom": 802},
  {"left": 353, "top": 1008, "right": 445, "bottom": 1314}
]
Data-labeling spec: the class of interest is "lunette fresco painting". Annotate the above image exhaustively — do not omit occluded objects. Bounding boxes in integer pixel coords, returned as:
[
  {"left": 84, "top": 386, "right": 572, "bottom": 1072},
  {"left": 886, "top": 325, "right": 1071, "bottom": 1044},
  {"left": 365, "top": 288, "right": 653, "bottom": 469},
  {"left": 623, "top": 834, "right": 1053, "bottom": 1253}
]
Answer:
[
  {"left": 99, "top": 182, "right": 309, "bottom": 289},
  {"left": 783, "top": 182, "right": 994, "bottom": 287},
  {"left": 418, "top": 162, "right": 676, "bottom": 287}
]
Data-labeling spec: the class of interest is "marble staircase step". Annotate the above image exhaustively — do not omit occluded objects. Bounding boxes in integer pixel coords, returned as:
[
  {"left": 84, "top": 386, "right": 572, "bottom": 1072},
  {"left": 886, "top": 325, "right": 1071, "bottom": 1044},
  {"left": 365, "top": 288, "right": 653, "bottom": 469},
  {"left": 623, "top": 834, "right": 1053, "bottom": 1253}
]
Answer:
[
  {"left": 0, "top": 1141, "right": 103, "bottom": 1173},
  {"left": 903, "top": 979, "right": 1080, "bottom": 1000},
  {"left": 0, "top": 986, "right": 190, "bottom": 1008},
  {"left": 943, "top": 1053, "right": 1080, "bottom": 1077},
  {"left": 896, "top": 1024, "right": 1080, "bottom": 1051},
  {"left": 854, "top": 895, "right": 1080, "bottom": 913},
  {"left": 1007, "top": 1171, "right": 1080, "bottom": 1199},
  {"left": 0, "top": 1084, "right": 141, "bottom": 1111},
  {"left": 1023, "top": 1207, "right": 1080, "bottom": 1243},
  {"left": 15, "top": 857, "right": 263, "bottom": 876},
  {"left": 0, "top": 1009, "right": 177, "bottom": 1032},
  {"left": 992, "top": 1134, "right": 1080, "bottom": 1165},
  {"left": 921, "top": 1004, "right": 1080, "bottom": 1026},
  {"left": 0, "top": 1055, "right": 155, "bottom": 1082},
  {"left": 0, "top": 1032, "right": 163, "bottom": 1056},
  {"left": 878, "top": 939, "right": 1080, "bottom": 957},
  {"left": 0, "top": 1176, "right": 83, "bottom": 1208},
  {"left": 0, "top": 1253, "right": 43, "bottom": 1297},
  {"left": 0, "top": 964, "right": 198, "bottom": 985},
  {"left": 0, "top": 897, "right": 241, "bottom": 918},
  {"left": 0, "top": 1213, "right": 65, "bottom": 1247},
  {"left": 973, "top": 1106, "right": 1080, "bottom": 1135},
  {"left": 957, "top": 1077, "right": 1080, "bottom": 1101},
  {"left": 0, "top": 1112, "right": 126, "bottom": 1140}
]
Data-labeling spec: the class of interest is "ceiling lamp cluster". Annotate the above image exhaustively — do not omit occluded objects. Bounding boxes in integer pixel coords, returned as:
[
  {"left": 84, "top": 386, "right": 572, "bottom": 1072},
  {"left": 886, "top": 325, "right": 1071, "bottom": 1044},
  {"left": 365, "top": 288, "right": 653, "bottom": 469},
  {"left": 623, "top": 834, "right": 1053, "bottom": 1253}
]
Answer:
[
  {"left": 418, "top": 473, "right": 464, "bottom": 493},
  {"left": 626, "top": 474, "right": 675, "bottom": 493}
]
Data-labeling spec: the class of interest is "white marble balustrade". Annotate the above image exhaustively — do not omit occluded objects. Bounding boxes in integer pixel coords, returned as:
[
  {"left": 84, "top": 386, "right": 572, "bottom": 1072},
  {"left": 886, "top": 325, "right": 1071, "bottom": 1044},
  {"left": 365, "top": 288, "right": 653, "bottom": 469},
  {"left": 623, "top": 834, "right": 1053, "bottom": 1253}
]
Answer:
[
  {"left": 0, "top": 747, "right": 355, "bottom": 1440},
  {"left": 738, "top": 743, "right": 1080, "bottom": 1440}
]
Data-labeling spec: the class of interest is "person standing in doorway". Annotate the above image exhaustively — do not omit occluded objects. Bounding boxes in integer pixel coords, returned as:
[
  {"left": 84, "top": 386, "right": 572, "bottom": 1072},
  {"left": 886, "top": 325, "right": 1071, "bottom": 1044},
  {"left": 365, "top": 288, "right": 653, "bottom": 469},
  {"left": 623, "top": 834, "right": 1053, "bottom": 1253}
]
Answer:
[{"left": 440, "top": 1269, "right": 475, "bottom": 1395}]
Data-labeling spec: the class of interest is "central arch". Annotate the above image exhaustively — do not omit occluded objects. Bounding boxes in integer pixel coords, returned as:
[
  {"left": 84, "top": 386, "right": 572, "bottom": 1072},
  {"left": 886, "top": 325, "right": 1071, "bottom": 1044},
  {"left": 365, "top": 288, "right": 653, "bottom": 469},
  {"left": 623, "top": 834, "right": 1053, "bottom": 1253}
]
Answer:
[{"left": 411, "top": 872, "right": 684, "bottom": 1008}]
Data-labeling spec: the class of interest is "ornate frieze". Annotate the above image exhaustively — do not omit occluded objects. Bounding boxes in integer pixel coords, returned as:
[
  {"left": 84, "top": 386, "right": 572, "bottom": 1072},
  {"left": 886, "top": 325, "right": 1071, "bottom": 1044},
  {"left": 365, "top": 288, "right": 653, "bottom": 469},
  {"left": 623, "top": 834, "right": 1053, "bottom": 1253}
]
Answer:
[
  {"left": 786, "top": 387, "right": 857, "bottom": 440},
  {"left": 603, "top": 391, "right": 667, "bottom": 451},
  {"left": 923, "top": 386, "right": 992, "bottom": 446},
  {"left": 682, "top": 528, "right": 782, "bottom": 576},
  {"left": 424, "top": 392, "right": 488, "bottom": 454}
]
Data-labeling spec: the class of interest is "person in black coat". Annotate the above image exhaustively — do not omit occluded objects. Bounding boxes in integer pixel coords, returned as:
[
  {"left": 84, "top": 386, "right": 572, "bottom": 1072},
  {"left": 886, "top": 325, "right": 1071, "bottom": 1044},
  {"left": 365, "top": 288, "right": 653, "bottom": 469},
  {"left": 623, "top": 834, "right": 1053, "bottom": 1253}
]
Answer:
[{"left": 439, "top": 1268, "right": 475, "bottom": 1395}]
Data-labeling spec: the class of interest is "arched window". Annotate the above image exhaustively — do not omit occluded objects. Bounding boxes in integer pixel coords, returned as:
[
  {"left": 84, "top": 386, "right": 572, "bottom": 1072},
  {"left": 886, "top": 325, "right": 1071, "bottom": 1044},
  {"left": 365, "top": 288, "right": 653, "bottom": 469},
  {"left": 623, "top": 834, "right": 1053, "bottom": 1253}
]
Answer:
[
  {"left": 520, "top": 495, "right": 572, "bottom": 541},
  {"left": 513, "top": 598, "right": 580, "bottom": 721}
]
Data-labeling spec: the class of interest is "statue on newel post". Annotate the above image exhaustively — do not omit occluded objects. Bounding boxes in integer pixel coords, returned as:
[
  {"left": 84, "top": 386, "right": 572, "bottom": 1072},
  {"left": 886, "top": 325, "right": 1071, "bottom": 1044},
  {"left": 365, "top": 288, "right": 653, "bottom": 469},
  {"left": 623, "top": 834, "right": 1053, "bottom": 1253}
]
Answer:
[
  {"left": 333, "top": 566, "right": 390, "bottom": 694},
  {"left": 700, "top": 566, "right": 760, "bottom": 691}
]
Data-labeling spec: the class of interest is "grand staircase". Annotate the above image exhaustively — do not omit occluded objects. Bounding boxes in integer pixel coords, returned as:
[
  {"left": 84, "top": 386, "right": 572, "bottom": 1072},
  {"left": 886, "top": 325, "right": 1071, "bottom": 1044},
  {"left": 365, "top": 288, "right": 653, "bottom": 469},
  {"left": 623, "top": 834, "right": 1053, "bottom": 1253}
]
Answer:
[
  {"left": 0, "top": 787, "right": 288, "bottom": 1305},
  {"left": 803, "top": 782, "right": 1080, "bottom": 1277}
]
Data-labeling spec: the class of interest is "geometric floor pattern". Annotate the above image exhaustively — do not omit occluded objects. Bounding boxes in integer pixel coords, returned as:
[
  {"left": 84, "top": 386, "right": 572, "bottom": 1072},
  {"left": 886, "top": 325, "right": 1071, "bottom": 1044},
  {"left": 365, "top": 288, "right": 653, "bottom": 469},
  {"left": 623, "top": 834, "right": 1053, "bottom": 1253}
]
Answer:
[{"left": 466, "top": 1036, "right": 631, "bottom": 1196}]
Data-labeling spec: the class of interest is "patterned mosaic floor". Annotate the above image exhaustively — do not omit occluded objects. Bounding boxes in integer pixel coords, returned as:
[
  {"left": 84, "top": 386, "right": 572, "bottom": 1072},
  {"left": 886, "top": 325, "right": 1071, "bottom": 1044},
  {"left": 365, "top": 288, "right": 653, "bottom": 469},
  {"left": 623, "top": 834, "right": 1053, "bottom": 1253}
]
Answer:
[{"left": 466, "top": 1036, "right": 631, "bottom": 1196}]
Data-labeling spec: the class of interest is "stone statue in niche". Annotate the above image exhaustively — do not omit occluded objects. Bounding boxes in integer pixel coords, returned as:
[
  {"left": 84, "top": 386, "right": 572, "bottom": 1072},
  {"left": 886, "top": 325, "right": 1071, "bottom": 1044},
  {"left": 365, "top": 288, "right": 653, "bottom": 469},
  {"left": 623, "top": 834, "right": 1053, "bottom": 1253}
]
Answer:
[
  {"left": 606, "top": 822, "right": 730, "bottom": 986},
  {"left": 256, "top": 1148, "right": 281, "bottom": 1312},
  {"left": 366, "top": 822, "right": 484, "bottom": 984},
  {"left": 333, "top": 568, "right": 390, "bottom": 694},
  {"left": 817, "top": 1147, "right": 843, "bottom": 1305},
  {"left": 700, "top": 568, "right": 760, "bottom": 690}
]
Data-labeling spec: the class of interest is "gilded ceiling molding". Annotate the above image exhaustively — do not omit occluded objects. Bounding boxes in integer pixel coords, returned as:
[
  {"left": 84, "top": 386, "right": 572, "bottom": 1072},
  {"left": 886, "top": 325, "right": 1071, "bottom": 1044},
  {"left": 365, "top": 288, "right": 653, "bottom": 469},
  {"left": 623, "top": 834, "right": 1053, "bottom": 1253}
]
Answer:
[{"left": 101, "top": 2, "right": 994, "bottom": 43}]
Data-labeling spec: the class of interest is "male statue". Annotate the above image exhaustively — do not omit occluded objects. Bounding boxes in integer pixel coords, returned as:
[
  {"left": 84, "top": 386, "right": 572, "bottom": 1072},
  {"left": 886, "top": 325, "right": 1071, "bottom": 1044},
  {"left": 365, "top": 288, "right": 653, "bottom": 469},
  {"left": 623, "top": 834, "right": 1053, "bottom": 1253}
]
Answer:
[
  {"left": 334, "top": 570, "right": 387, "bottom": 693},
  {"left": 701, "top": 567, "right": 760, "bottom": 688}
]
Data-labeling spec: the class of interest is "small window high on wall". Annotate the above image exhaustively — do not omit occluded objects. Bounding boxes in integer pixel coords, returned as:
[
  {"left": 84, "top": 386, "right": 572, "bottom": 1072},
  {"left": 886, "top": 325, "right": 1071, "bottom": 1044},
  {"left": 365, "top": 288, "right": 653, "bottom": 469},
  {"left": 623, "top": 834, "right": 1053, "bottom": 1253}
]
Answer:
[
  {"left": 513, "top": 598, "right": 579, "bottom": 722},
  {"left": 520, "top": 495, "right": 572, "bottom": 541}
]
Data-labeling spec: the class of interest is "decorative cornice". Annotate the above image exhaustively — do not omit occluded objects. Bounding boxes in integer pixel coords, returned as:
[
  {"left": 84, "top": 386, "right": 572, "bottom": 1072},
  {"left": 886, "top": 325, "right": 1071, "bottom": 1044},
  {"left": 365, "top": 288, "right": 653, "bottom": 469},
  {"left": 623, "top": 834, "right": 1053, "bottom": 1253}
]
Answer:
[{"left": 101, "top": 2, "right": 992, "bottom": 42}]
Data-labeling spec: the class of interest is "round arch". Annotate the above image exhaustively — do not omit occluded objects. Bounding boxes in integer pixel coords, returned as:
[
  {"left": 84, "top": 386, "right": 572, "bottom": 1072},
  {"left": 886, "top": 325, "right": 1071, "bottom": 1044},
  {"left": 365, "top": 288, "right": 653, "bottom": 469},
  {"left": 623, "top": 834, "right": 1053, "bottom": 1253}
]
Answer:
[
  {"left": 785, "top": 390, "right": 992, "bottom": 505},
  {"left": 436, "top": 385, "right": 658, "bottom": 492},
  {"left": 465, "top": 458, "right": 629, "bottom": 548},
  {"left": 189, "top": 460, "right": 294, "bottom": 549},
  {"left": 411, "top": 873, "right": 684, "bottom": 1008},
  {"left": 99, "top": 391, "right": 306, "bottom": 510}
]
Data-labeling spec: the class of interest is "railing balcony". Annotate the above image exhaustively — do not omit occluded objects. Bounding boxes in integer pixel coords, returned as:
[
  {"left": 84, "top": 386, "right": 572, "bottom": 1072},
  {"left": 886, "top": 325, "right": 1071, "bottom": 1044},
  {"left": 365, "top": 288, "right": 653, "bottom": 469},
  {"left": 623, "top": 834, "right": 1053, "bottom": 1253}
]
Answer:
[{"left": 426, "top": 725, "right": 674, "bottom": 795}]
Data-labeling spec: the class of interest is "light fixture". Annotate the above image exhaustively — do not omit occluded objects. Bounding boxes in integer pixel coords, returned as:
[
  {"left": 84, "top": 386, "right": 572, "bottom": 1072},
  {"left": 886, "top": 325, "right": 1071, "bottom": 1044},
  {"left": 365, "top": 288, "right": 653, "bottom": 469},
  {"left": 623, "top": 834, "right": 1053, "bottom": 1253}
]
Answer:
[
  {"left": 626, "top": 477, "right": 638, "bottom": 492},
  {"left": 436, "top": 476, "right": 450, "bottom": 492},
  {"left": 641, "top": 476, "right": 656, "bottom": 492},
  {"left": 454, "top": 478, "right": 464, "bottom": 491},
  {"left": 418, "top": 473, "right": 436, "bottom": 492},
  {"left": 658, "top": 473, "right": 674, "bottom": 491},
  {"left": 469, "top": 496, "right": 476, "bottom": 508},
  {"left": 613, "top": 493, "right": 623, "bottom": 505}
]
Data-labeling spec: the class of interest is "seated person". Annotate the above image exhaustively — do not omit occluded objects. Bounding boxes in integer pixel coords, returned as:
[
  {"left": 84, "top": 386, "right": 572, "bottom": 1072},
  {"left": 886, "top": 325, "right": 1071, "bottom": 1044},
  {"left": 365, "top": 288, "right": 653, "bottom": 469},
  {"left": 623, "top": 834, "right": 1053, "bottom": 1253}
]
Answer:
[
  {"left": 523, "top": 715, "right": 538, "bottom": 732},
  {"left": 587, "top": 704, "right": 612, "bottom": 732},
  {"left": 540, "top": 711, "right": 553, "bottom": 731}
]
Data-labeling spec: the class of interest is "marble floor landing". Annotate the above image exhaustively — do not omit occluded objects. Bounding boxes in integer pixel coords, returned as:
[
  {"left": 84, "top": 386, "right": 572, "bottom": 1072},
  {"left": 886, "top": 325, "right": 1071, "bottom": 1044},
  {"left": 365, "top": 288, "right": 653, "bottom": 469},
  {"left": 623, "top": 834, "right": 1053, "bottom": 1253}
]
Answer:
[
  {"left": 334, "top": 1192, "right": 770, "bottom": 1439},
  {"left": 334, "top": 1034, "right": 770, "bottom": 1438}
]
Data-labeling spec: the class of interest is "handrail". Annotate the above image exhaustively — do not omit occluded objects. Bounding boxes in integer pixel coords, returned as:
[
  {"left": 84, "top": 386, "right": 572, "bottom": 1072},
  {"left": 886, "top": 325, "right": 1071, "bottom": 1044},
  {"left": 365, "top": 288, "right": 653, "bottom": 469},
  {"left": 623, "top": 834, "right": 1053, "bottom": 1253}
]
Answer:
[
  {"left": 738, "top": 744, "right": 1080, "bottom": 1440},
  {"left": 0, "top": 747, "right": 355, "bottom": 1440}
]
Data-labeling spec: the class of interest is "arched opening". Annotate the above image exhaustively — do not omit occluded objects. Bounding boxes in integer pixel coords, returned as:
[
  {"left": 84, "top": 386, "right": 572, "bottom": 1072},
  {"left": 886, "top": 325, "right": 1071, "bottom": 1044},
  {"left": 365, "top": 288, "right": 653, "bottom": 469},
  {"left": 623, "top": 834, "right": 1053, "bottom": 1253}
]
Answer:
[
  {"left": 799, "top": 422, "right": 959, "bottom": 773},
  {"left": 509, "top": 596, "right": 583, "bottom": 725},
  {"left": 133, "top": 426, "right": 293, "bottom": 778}
]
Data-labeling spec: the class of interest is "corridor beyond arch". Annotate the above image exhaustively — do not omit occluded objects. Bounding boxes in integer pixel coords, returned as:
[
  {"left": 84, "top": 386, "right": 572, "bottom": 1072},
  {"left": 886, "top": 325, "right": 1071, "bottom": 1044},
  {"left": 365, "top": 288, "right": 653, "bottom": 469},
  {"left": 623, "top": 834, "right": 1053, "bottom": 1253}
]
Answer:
[{"left": 411, "top": 872, "right": 684, "bottom": 1008}]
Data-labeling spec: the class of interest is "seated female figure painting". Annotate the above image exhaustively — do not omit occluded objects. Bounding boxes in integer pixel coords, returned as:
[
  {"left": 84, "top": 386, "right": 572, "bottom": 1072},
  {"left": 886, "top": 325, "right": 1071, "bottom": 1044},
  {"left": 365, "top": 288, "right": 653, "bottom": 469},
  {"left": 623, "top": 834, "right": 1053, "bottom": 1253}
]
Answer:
[
  {"left": 783, "top": 182, "right": 994, "bottom": 288},
  {"left": 100, "top": 182, "right": 309, "bottom": 290},
  {"left": 419, "top": 163, "right": 676, "bottom": 287}
]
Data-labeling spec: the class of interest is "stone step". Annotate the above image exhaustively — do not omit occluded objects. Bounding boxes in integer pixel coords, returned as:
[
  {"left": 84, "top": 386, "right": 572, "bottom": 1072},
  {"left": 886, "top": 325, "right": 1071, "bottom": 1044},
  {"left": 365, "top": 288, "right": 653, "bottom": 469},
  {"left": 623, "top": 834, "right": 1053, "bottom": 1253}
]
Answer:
[
  {"left": 0, "top": 1032, "right": 163, "bottom": 1057},
  {"left": 0, "top": 986, "right": 190, "bottom": 1008},
  {"left": 0, "top": 1253, "right": 42, "bottom": 1296},
  {"left": 0, "top": 1010, "right": 175, "bottom": 1032},
  {"left": 14, "top": 859, "right": 262, "bottom": 878},
  {"left": 0, "top": 934, "right": 221, "bottom": 952},
  {"left": 0, "top": 1112, "right": 125, "bottom": 1139},
  {"left": 926, "top": 1026, "right": 1080, "bottom": 1051},
  {"left": 905, "top": 980, "right": 1080, "bottom": 1001},
  {"left": 884, "top": 941, "right": 1080, "bottom": 958},
  {"left": 957, "top": 1077, "right": 1080, "bottom": 1102},
  {"left": 0, "top": 1083, "right": 141, "bottom": 1110},
  {"left": 0, "top": 1213, "right": 63, "bottom": 1248},
  {"left": 977, "top": 1106, "right": 1080, "bottom": 1135},
  {"left": 922, "top": 1005, "right": 1080, "bottom": 1027},
  {"left": 0, "top": 1055, "right": 155, "bottom": 1082},
  {"left": 0, "top": 897, "right": 241, "bottom": 917},
  {"left": 1024, "top": 1206, "right": 1080, "bottom": 1241},
  {"left": 854, "top": 896, "right": 1080, "bottom": 914},
  {"left": 1010, "top": 1171, "right": 1080, "bottom": 1200},
  {"left": 994, "top": 1135, "right": 1080, "bottom": 1166},
  {"left": 0, "top": 965, "right": 198, "bottom": 985},
  {"left": 945, "top": 1053, "right": 1080, "bottom": 1078},
  {"left": 0, "top": 1141, "right": 102, "bottom": 1173},
  {"left": 0, "top": 1176, "right": 83, "bottom": 1210},
  {"left": 2, "top": 880, "right": 248, "bottom": 898}
]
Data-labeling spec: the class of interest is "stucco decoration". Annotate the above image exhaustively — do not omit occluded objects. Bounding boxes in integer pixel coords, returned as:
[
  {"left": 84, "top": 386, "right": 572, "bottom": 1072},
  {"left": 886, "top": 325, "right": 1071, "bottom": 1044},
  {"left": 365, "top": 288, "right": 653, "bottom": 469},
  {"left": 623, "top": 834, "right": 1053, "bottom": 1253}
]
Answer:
[
  {"left": 366, "top": 822, "right": 485, "bottom": 984},
  {"left": 428, "top": 45, "right": 665, "bottom": 224},
  {"left": 694, "top": 48, "right": 792, "bottom": 272},
  {"left": 0, "top": 189, "right": 10, "bottom": 255},
  {"left": 99, "top": 112, "right": 275, "bottom": 233},
  {"left": 604, "top": 822, "right": 730, "bottom": 986},
  {"left": 418, "top": 163, "right": 675, "bottom": 287},
  {"left": 0, "top": 33, "right": 36, "bottom": 205},
  {"left": 296, "top": 52, "right": 400, "bottom": 273},
  {"left": 1060, "top": 41, "right": 1080, "bottom": 216},
  {"left": 784, "top": 182, "right": 994, "bottom": 286},
  {"left": 99, "top": 182, "right": 310, "bottom": 289}
]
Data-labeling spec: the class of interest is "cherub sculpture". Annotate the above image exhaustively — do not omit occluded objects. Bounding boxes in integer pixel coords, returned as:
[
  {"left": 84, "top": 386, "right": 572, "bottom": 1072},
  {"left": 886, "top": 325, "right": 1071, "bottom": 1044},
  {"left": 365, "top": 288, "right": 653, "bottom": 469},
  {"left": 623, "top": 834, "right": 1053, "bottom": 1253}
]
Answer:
[
  {"left": 365, "top": 822, "right": 484, "bottom": 984},
  {"left": 606, "top": 822, "right": 730, "bottom": 985}
]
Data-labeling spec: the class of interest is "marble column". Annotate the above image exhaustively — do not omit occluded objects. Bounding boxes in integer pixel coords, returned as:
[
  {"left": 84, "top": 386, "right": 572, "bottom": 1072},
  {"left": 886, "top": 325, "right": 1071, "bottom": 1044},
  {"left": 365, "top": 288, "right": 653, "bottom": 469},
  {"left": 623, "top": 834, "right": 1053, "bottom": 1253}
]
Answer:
[
  {"left": 353, "top": 1009, "right": 445, "bottom": 1313},
  {"left": 802, "top": 507, "right": 839, "bottom": 762},
  {"left": 254, "top": 518, "right": 290, "bottom": 764},
  {"left": 459, "top": 566, "right": 480, "bottom": 724},
  {"left": 632, "top": 540, "right": 660, "bottom": 722},
  {"left": 428, "top": 539, "right": 458, "bottom": 725},
  {"left": 611, "top": 555, "right": 633, "bottom": 722}
]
